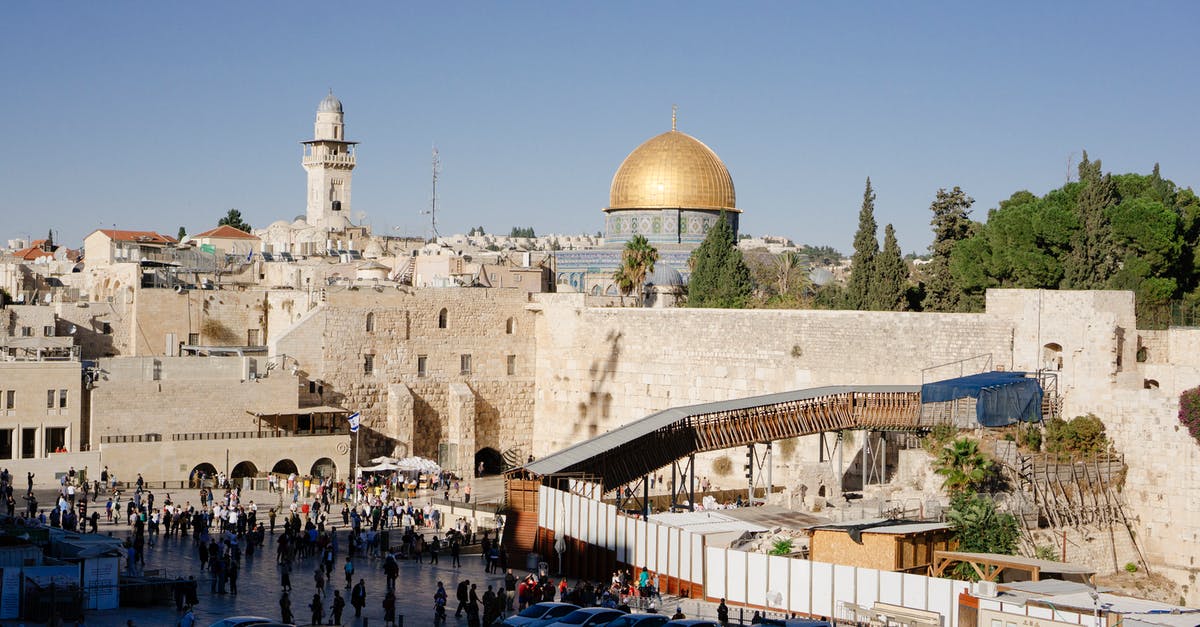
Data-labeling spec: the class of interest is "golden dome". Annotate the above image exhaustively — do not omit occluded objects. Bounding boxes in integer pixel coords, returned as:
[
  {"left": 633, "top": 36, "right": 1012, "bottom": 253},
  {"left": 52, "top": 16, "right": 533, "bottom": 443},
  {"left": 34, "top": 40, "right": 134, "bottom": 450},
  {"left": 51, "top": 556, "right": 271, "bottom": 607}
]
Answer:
[{"left": 607, "top": 130, "right": 738, "bottom": 212}]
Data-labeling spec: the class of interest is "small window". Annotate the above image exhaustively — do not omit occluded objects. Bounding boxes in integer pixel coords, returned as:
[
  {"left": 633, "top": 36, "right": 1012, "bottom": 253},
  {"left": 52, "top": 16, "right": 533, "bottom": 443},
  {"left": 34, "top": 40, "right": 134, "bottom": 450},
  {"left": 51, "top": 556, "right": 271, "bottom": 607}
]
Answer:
[
  {"left": 46, "top": 389, "right": 55, "bottom": 409},
  {"left": 102, "top": 322, "right": 113, "bottom": 335},
  {"left": 506, "top": 318, "right": 515, "bottom": 335},
  {"left": 44, "top": 325, "right": 54, "bottom": 337},
  {"left": 417, "top": 355, "right": 428, "bottom": 377},
  {"left": 309, "top": 381, "right": 317, "bottom": 394},
  {"left": 363, "top": 354, "right": 375, "bottom": 375},
  {"left": 188, "top": 332, "right": 199, "bottom": 345},
  {"left": 515, "top": 274, "right": 522, "bottom": 283},
  {"left": 5, "top": 391, "right": 14, "bottom": 410},
  {"left": 59, "top": 389, "right": 67, "bottom": 408},
  {"left": 438, "top": 308, "right": 448, "bottom": 329},
  {"left": 0, "top": 429, "right": 12, "bottom": 459},
  {"left": 507, "top": 355, "right": 516, "bottom": 376},
  {"left": 366, "top": 312, "right": 375, "bottom": 333},
  {"left": 21, "top": 327, "right": 33, "bottom": 337},
  {"left": 460, "top": 354, "right": 472, "bottom": 375},
  {"left": 247, "top": 329, "right": 261, "bottom": 346}
]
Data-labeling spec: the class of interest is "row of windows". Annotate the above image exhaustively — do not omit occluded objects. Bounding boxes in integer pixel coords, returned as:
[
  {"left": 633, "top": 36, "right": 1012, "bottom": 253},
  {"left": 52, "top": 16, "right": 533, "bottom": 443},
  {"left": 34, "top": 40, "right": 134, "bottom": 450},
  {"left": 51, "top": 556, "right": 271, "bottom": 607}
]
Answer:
[
  {"left": 0, "top": 390, "right": 67, "bottom": 410},
  {"left": 0, "top": 426, "right": 69, "bottom": 459},
  {"left": 17, "top": 326, "right": 56, "bottom": 337},
  {"left": 363, "top": 354, "right": 518, "bottom": 377},
  {"left": 363, "top": 311, "right": 517, "bottom": 334}
]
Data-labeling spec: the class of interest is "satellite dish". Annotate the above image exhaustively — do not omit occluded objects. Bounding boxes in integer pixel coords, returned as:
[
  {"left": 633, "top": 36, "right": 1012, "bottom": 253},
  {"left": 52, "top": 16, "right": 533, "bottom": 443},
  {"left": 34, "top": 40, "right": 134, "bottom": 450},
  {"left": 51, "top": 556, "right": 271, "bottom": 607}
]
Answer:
[{"left": 68, "top": 325, "right": 77, "bottom": 335}]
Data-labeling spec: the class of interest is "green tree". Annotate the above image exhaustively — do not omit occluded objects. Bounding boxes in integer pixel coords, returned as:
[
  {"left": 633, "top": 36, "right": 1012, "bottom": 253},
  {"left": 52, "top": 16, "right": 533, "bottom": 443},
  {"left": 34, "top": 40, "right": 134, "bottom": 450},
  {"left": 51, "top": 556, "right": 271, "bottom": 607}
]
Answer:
[
  {"left": 847, "top": 178, "right": 879, "bottom": 310},
  {"left": 1062, "top": 152, "right": 1119, "bottom": 289},
  {"left": 923, "top": 187, "right": 976, "bottom": 311},
  {"left": 509, "top": 227, "right": 536, "bottom": 238},
  {"left": 612, "top": 235, "right": 660, "bottom": 305},
  {"left": 934, "top": 438, "right": 994, "bottom": 494},
  {"left": 688, "top": 213, "right": 753, "bottom": 308},
  {"left": 870, "top": 224, "right": 908, "bottom": 311},
  {"left": 218, "top": 209, "right": 251, "bottom": 233},
  {"left": 944, "top": 492, "right": 1020, "bottom": 579},
  {"left": 177, "top": 226, "right": 187, "bottom": 241}
]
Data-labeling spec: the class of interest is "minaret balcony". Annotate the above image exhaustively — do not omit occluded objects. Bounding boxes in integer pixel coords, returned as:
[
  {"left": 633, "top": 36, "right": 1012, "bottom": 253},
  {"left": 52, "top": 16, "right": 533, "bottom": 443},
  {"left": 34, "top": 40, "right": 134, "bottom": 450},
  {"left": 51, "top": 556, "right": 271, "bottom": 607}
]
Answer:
[{"left": 303, "top": 153, "right": 357, "bottom": 167}]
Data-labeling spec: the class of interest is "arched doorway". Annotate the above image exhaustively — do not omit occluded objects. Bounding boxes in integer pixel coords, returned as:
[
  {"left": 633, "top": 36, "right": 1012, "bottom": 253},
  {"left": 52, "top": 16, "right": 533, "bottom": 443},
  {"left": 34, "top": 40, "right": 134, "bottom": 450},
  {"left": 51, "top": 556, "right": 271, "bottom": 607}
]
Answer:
[
  {"left": 1042, "top": 343, "right": 1063, "bottom": 371},
  {"left": 310, "top": 457, "right": 337, "bottom": 480},
  {"left": 272, "top": 459, "right": 299, "bottom": 475},
  {"left": 231, "top": 461, "right": 258, "bottom": 480},
  {"left": 190, "top": 462, "right": 218, "bottom": 487},
  {"left": 475, "top": 447, "right": 504, "bottom": 477}
]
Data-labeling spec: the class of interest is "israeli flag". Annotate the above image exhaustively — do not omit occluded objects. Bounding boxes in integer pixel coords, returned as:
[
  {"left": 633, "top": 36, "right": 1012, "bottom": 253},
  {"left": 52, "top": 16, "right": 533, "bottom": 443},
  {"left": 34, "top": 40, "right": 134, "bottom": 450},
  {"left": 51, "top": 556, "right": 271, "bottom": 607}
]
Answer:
[
  {"left": 347, "top": 412, "right": 361, "bottom": 433},
  {"left": 245, "top": 249, "right": 254, "bottom": 262}
]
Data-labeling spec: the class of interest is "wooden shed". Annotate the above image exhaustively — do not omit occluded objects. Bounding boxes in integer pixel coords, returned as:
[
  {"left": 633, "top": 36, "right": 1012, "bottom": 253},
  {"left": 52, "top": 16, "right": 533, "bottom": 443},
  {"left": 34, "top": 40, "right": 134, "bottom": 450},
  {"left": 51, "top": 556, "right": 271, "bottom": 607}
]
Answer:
[{"left": 807, "top": 520, "right": 956, "bottom": 573}]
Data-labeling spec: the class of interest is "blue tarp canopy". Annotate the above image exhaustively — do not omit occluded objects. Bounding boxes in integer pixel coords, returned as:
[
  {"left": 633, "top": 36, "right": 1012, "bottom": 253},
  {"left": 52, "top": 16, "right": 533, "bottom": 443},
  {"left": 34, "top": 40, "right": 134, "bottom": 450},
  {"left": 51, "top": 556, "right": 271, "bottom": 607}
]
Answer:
[{"left": 921, "top": 371, "right": 1042, "bottom": 427}]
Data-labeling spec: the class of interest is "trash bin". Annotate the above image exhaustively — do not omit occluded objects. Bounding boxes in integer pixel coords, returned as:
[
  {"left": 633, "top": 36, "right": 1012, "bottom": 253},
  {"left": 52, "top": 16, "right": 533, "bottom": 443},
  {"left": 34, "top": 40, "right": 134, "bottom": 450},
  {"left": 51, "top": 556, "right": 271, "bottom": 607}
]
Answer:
[{"left": 526, "top": 552, "right": 541, "bottom": 571}]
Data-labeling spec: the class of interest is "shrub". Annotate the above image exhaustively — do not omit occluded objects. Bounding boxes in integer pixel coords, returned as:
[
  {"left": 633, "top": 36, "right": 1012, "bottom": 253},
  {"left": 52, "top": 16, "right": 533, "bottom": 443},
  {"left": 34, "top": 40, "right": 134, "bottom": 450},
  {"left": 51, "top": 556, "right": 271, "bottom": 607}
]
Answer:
[
  {"left": 1044, "top": 414, "right": 1108, "bottom": 458},
  {"left": 770, "top": 538, "right": 794, "bottom": 556},
  {"left": 1125, "top": 562, "right": 1139, "bottom": 573},
  {"left": 922, "top": 423, "right": 957, "bottom": 455},
  {"left": 712, "top": 455, "right": 732, "bottom": 477},
  {"left": 1019, "top": 423, "right": 1043, "bottom": 452},
  {"left": 1180, "top": 387, "right": 1200, "bottom": 444},
  {"left": 1034, "top": 545, "right": 1059, "bottom": 561}
]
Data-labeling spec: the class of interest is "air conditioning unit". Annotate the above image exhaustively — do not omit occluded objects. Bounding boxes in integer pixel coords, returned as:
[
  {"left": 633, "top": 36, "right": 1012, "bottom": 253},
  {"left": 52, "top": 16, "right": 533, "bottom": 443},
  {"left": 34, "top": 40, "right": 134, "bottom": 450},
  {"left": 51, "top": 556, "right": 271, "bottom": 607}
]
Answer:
[{"left": 972, "top": 581, "right": 999, "bottom": 597}]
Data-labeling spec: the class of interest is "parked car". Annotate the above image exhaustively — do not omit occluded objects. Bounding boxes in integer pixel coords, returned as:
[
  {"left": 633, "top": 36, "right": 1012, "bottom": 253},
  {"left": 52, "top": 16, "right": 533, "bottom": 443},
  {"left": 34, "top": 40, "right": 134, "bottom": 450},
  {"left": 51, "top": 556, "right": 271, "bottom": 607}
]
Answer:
[
  {"left": 501, "top": 602, "right": 581, "bottom": 627},
  {"left": 605, "top": 614, "right": 670, "bottom": 627},
  {"left": 540, "top": 607, "right": 627, "bottom": 627},
  {"left": 208, "top": 618, "right": 278, "bottom": 627},
  {"left": 662, "top": 620, "right": 720, "bottom": 627}
]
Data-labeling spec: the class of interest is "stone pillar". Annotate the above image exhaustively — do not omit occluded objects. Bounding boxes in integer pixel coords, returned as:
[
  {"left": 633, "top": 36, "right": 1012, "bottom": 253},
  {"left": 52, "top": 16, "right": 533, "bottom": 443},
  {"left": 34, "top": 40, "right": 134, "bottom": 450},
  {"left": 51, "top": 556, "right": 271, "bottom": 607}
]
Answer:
[
  {"left": 387, "top": 383, "right": 414, "bottom": 458},
  {"left": 447, "top": 383, "right": 477, "bottom": 478}
]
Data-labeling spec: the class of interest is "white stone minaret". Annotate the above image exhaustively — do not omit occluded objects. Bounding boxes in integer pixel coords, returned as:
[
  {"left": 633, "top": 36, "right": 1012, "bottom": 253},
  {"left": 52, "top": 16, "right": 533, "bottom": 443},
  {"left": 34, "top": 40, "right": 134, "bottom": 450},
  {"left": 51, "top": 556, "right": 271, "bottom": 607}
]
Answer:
[{"left": 302, "top": 90, "right": 357, "bottom": 230}]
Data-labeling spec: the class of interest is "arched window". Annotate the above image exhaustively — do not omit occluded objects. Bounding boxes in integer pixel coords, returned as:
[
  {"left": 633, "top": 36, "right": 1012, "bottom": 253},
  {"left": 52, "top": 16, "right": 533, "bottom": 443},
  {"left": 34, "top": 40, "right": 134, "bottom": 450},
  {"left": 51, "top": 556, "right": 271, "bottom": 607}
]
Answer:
[
  {"left": 1144, "top": 379, "right": 1160, "bottom": 389},
  {"left": 438, "top": 308, "right": 448, "bottom": 329},
  {"left": 506, "top": 317, "right": 515, "bottom": 335},
  {"left": 365, "top": 312, "right": 375, "bottom": 333}
]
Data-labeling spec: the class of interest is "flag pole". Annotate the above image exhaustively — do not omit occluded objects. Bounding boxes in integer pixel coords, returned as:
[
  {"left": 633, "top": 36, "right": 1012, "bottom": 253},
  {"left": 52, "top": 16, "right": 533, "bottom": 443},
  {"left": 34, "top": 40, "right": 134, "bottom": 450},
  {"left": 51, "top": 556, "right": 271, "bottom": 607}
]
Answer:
[{"left": 354, "top": 427, "right": 360, "bottom": 503}]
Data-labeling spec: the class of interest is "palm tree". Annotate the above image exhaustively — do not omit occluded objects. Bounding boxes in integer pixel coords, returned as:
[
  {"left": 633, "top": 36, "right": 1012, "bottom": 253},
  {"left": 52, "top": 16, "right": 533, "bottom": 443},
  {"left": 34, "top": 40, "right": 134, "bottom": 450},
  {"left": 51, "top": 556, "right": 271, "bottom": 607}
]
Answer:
[
  {"left": 613, "top": 235, "right": 659, "bottom": 305},
  {"left": 934, "top": 438, "right": 993, "bottom": 494}
]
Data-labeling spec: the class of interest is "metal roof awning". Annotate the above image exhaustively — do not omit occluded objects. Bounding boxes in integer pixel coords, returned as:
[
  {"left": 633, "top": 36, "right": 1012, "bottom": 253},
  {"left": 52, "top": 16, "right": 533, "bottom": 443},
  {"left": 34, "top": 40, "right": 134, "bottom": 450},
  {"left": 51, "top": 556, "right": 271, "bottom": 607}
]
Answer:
[
  {"left": 248, "top": 405, "right": 350, "bottom": 418},
  {"left": 931, "top": 550, "right": 1095, "bottom": 583},
  {"left": 520, "top": 385, "right": 921, "bottom": 490}
]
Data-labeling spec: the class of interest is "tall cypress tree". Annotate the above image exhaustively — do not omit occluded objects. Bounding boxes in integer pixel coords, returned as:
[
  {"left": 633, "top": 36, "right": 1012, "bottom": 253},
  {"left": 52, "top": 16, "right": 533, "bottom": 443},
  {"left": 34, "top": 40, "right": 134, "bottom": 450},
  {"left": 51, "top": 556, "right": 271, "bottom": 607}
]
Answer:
[
  {"left": 870, "top": 224, "right": 908, "bottom": 311},
  {"left": 923, "top": 186, "right": 976, "bottom": 312},
  {"left": 847, "top": 177, "right": 879, "bottom": 310},
  {"left": 688, "top": 213, "right": 753, "bottom": 308},
  {"left": 1062, "top": 151, "right": 1119, "bottom": 289}
]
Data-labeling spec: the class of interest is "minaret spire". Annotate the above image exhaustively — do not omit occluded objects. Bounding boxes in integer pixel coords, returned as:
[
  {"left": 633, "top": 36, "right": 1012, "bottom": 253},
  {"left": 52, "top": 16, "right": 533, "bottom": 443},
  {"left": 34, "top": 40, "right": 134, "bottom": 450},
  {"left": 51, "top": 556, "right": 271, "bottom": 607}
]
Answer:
[{"left": 672, "top": 104, "right": 678, "bottom": 131}]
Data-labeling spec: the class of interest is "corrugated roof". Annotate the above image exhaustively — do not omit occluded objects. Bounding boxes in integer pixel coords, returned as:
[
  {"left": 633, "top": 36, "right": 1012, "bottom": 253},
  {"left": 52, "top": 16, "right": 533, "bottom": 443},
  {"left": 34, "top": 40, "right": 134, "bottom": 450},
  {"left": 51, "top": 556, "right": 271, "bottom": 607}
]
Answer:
[
  {"left": 523, "top": 385, "right": 919, "bottom": 479},
  {"left": 938, "top": 550, "right": 1095, "bottom": 574},
  {"left": 93, "top": 229, "right": 176, "bottom": 244}
]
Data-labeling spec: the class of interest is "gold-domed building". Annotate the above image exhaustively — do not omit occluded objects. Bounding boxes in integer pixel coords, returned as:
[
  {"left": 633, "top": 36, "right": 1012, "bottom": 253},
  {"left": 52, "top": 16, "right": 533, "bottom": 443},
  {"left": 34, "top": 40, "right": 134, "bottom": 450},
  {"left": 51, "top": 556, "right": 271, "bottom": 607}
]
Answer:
[
  {"left": 604, "top": 127, "right": 740, "bottom": 245},
  {"left": 554, "top": 117, "right": 741, "bottom": 297}
]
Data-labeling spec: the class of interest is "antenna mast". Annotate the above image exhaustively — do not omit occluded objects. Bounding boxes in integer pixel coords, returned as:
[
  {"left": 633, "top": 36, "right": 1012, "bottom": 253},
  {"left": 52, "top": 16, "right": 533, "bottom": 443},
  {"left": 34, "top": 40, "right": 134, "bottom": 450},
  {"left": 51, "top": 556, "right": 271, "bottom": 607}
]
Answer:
[{"left": 430, "top": 145, "right": 441, "bottom": 239}]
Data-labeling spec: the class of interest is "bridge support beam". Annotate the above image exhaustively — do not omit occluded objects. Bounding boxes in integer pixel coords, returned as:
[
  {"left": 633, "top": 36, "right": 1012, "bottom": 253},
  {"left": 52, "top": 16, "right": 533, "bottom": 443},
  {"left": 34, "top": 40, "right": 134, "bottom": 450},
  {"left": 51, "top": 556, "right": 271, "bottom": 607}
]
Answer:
[{"left": 670, "top": 454, "right": 696, "bottom": 512}]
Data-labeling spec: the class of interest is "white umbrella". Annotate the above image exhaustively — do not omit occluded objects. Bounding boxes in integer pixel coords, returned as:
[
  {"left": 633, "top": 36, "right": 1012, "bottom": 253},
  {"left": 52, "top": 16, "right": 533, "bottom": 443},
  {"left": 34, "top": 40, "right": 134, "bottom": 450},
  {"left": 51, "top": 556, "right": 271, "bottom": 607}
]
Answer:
[
  {"left": 395, "top": 456, "right": 441, "bottom": 472},
  {"left": 369, "top": 456, "right": 399, "bottom": 465},
  {"left": 361, "top": 462, "right": 401, "bottom": 472}
]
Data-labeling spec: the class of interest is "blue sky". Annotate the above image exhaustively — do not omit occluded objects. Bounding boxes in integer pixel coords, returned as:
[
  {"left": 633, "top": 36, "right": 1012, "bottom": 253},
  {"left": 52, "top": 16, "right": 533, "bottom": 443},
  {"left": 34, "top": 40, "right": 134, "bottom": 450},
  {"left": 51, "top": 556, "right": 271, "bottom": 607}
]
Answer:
[{"left": 2, "top": 2, "right": 1198, "bottom": 254}]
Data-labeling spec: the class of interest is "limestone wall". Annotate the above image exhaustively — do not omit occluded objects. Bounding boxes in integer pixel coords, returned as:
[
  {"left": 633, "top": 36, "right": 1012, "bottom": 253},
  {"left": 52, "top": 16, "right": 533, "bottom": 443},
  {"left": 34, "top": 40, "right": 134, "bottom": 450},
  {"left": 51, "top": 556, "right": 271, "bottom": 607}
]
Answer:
[
  {"left": 269, "top": 287, "right": 539, "bottom": 466},
  {"left": 530, "top": 295, "right": 1015, "bottom": 455}
]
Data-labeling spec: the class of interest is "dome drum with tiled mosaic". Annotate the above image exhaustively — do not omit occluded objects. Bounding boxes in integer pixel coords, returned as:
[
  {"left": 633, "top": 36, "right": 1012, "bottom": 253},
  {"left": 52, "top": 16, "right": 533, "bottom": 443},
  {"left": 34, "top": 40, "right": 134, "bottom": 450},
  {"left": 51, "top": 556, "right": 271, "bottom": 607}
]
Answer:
[{"left": 604, "top": 129, "right": 739, "bottom": 245}]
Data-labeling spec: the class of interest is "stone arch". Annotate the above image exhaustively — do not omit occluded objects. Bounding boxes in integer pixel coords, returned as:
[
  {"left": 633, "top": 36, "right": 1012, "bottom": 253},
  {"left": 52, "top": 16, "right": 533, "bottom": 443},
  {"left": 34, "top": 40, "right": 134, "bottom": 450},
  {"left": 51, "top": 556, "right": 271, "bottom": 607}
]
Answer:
[
  {"left": 1042, "top": 343, "right": 1063, "bottom": 371},
  {"left": 475, "top": 447, "right": 504, "bottom": 477},
  {"left": 506, "top": 317, "right": 515, "bottom": 335},
  {"left": 605, "top": 284, "right": 619, "bottom": 296},
  {"left": 190, "top": 462, "right": 218, "bottom": 486},
  {"left": 590, "top": 285, "right": 601, "bottom": 296},
  {"left": 272, "top": 459, "right": 299, "bottom": 475},
  {"left": 438, "top": 308, "right": 448, "bottom": 329},
  {"left": 310, "top": 457, "right": 337, "bottom": 479},
  {"left": 366, "top": 312, "right": 375, "bottom": 333},
  {"left": 231, "top": 461, "right": 258, "bottom": 479},
  {"left": 1144, "top": 379, "right": 1160, "bottom": 389}
]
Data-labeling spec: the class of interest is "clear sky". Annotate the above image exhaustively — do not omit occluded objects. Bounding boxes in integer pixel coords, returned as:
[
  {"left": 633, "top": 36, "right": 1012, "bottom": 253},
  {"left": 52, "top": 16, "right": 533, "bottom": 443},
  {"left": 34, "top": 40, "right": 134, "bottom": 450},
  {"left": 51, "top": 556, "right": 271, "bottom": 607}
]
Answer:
[{"left": 2, "top": 2, "right": 1198, "bottom": 254}]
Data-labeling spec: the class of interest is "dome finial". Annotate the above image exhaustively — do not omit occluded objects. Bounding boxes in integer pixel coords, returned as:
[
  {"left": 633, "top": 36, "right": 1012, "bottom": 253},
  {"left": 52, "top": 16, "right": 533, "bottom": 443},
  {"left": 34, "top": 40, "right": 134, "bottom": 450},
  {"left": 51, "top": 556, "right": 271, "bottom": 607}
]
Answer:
[{"left": 671, "top": 104, "right": 678, "bottom": 131}]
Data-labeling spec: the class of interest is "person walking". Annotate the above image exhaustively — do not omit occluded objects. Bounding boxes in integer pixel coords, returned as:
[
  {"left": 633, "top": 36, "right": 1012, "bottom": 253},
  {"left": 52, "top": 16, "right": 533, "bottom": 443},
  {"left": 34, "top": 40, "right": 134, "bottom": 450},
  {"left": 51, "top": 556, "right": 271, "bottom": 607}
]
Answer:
[
  {"left": 344, "top": 556, "right": 354, "bottom": 588},
  {"left": 455, "top": 579, "right": 470, "bottom": 618},
  {"left": 330, "top": 589, "right": 346, "bottom": 625},
  {"left": 450, "top": 536, "right": 461, "bottom": 568},
  {"left": 351, "top": 579, "right": 366, "bottom": 618},
  {"left": 383, "top": 588, "right": 397, "bottom": 627},
  {"left": 309, "top": 592, "right": 324, "bottom": 626},
  {"left": 279, "top": 592, "right": 293, "bottom": 624}
]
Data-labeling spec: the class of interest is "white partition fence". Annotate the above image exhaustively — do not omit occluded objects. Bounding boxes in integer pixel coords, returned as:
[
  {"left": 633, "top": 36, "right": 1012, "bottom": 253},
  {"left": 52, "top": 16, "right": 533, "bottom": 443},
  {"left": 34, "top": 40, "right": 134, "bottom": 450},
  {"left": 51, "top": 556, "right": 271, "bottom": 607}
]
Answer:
[
  {"left": 538, "top": 485, "right": 705, "bottom": 589},
  {"left": 537, "top": 484, "right": 968, "bottom": 627},
  {"left": 705, "top": 546, "right": 970, "bottom": 627}
]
